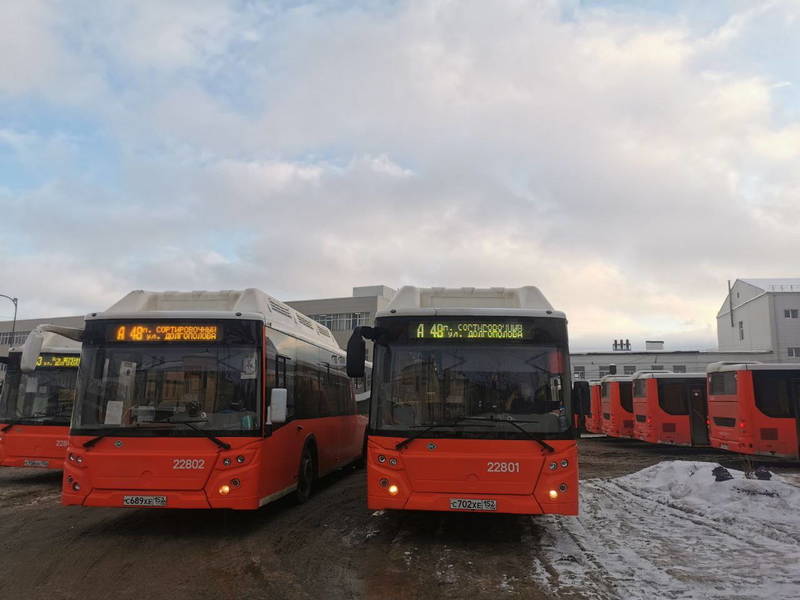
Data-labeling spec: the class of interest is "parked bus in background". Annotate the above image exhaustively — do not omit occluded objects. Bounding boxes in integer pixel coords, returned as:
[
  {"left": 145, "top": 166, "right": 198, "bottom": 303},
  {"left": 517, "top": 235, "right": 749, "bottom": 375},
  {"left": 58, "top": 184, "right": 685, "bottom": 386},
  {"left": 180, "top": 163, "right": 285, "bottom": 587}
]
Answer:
[
  {"left": 21, "top": 289, "right": 365, "bottom": 509},
  {"left": 600, "top": 375, "right": 634, "bottom": 438},
  {"left": 347, "top": 286, "right": 578, "bottom": 516},
  {"left": 584, "top": 381, "right": 603, "bottom": 434},
  {"left": 0, "top": 329, "right": 80, "bottom": 469},
  {"left": 631, "top": 371, "right": 708, "bottom": 447},
  {"left": 572, "top": 380, "right": 590, "bottom": 433},
  {"left": 707, "top": 362, "right": 799, "bottom": 459}
]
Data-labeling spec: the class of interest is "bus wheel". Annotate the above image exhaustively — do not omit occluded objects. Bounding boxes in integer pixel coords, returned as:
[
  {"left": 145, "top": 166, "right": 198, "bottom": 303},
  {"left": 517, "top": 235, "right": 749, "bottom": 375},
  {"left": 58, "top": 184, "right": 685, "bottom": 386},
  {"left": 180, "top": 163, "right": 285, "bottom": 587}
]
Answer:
[{"left": 295, "top": 447, "right": 315, "bottom": 504}]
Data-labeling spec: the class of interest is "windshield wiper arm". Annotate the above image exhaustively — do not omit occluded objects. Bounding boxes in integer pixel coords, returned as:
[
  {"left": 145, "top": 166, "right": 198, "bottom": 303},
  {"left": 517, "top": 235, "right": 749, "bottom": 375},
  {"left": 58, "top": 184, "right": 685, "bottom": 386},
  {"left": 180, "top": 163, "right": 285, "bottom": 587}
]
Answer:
[
  {"left": 83, "top": 435, "right": 105, "bottom": 448},
  {"left": 164, "top": 417, "right": 231, "bottom": 450},
  {"left": 395, "top": 419, "right": 495, "bottom": 450},
  {"left": 460, "top": 417, "right": 555, "bottom": 453},
  {"left": 1, "top": 423, "right": 14, "bottom": 432}
]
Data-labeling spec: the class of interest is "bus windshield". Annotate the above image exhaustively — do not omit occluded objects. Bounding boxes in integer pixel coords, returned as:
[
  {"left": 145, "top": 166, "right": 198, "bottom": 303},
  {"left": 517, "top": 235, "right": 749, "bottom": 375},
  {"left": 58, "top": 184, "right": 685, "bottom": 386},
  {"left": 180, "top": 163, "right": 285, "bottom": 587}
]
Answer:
[
  {"left": 73, "top": 344, "right": 260, "bottom": 435},
  {"left": 372, "top": 343, "right": 569, "bottom": 435},
  {"left": 0, "top": 356, "right": 78, "bottom": 425}
]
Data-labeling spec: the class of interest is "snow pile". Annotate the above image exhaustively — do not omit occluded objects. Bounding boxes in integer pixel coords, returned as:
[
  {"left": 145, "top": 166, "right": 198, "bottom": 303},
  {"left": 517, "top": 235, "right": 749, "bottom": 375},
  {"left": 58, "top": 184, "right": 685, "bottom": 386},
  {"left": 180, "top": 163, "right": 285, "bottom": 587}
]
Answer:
[
  {"left": 616, "top": 460, "right": 800, "bottom": 540},
  {"left": 531, "top": 460, "right": 800, "bottom": 600}
]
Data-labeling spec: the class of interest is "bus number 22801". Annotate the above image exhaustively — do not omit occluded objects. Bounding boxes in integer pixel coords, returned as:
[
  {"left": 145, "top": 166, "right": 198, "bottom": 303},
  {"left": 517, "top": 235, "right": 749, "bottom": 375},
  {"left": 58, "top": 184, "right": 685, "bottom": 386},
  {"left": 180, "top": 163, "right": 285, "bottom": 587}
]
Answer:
[{"left": 487, "top": 462, "right": 520, "bottom": 473}]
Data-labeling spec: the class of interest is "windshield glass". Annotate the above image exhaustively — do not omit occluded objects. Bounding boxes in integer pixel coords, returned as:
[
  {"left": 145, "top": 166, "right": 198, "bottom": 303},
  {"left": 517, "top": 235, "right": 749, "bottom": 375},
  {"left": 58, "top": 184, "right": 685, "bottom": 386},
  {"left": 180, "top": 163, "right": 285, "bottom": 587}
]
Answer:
[
  {"left": 0, "top": 356, "right": 78, "bottom": 425},
  {"left": 74, "top": 344, "right": 260, "bottom": 434},
  {"left": 372, "top": 344, "right": 569, "bottom": 435}
]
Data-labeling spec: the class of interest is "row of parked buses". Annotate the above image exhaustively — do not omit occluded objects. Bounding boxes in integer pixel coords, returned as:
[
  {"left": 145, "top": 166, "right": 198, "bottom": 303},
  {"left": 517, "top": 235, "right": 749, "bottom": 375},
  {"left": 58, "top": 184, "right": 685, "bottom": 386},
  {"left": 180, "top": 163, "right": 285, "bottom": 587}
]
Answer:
[
  {"left": 581, "top": 364, "right": 800, "bottom": 460},
  {"left": 0, "top": 285, "right": 580, "bottom": 516}
]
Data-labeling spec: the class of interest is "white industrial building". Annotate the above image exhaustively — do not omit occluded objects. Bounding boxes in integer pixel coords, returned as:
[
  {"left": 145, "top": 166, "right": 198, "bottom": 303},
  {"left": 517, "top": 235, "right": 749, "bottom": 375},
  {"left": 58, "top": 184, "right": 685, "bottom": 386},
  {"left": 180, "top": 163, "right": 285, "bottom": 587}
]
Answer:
[{"left": 716, "top": 278, "right": 800, "bottom": 360}]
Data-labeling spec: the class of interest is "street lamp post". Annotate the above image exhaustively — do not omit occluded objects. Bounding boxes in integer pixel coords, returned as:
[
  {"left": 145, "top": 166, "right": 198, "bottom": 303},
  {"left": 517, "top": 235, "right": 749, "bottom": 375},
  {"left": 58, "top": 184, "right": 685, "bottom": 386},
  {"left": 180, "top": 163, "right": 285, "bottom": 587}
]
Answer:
[{"left": 0, "top": 294, "right": 18, "bottom": 346}]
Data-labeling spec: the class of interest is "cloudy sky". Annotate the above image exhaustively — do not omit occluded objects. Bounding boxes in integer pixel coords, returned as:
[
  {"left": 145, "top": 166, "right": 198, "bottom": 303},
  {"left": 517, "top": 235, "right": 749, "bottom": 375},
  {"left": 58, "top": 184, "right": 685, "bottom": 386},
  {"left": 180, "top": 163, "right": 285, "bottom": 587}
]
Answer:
[{"left": 1, "top": 0, "right": 798, "bottom": 351}]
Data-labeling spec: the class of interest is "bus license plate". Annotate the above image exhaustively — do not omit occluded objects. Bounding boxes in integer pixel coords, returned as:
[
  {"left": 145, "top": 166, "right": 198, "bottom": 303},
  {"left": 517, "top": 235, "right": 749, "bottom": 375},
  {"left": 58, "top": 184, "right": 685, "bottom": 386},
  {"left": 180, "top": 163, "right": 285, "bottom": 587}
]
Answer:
[
  {"left": 449, "top": 498, "right": 497, "bottom": 511},
  {"left": 123, "top": 495, "right": 167, "bottom": 507},
  {"left": 23, "top": 459, "right": 49, "bottom": 468}
]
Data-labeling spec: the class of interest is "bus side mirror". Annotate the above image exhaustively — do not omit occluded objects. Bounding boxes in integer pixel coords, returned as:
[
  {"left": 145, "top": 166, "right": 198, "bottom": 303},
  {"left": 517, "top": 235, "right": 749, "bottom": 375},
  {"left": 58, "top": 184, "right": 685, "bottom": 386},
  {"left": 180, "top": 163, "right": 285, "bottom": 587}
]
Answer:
[
  {"left": 20, "top": 330, "right": 45, "bottom": 373},
  {"left": 346, "top": 329, "right": 366, "bottom": 378},
  {"left": 270, "top": 388, "right": 287, "bottom": 424}
]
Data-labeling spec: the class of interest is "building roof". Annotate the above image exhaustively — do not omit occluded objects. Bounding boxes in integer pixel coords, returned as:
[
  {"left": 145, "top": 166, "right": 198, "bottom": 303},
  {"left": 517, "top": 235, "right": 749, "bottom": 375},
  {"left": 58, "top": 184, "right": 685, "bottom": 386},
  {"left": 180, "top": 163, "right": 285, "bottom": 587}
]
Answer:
[
  {"left": 90, "top": 289, "right": 341, "bottom": 352},
  {"left": 631, "top": 371, "right": 705, "bottom": 380},
  {"left": 740, "top": 278, "right": 800, "bottom": 292},
  {"left": 378, "top": 286, "right": 564, "bottom": 318}
]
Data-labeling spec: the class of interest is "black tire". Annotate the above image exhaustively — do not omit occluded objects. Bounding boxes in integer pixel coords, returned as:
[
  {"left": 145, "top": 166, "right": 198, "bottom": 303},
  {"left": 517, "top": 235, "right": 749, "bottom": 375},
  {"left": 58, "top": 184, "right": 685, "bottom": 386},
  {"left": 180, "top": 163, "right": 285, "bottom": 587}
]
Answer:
[{"left": 295, "top": 447, "right": 315, "bottom": 504}]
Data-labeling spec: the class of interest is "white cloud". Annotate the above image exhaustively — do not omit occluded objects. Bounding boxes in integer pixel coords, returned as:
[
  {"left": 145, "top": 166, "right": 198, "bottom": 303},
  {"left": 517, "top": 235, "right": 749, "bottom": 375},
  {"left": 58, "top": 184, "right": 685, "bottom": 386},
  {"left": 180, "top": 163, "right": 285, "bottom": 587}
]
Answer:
[{"left": 1, "top": 0, "right": 800, "bottom": 351}]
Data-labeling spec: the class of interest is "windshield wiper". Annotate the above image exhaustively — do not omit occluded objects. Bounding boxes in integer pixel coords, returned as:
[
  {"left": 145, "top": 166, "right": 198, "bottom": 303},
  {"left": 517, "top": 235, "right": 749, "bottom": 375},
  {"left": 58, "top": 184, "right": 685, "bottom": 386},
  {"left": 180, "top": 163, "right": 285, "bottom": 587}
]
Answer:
[
  {"left": 83, "top": 434, "right": 106, "bottom": 448},
  {"left": 1, "top": 423, "right": 15, "bottom": 432},
  {"left": 395, "top": 419, "right": 495, "bottom": 450},
  {"left": 164, "top": 417, "right": 231, "bottom": 450},
  {"left": 461, "top": 416, "right": 555, "bottom": 453}
]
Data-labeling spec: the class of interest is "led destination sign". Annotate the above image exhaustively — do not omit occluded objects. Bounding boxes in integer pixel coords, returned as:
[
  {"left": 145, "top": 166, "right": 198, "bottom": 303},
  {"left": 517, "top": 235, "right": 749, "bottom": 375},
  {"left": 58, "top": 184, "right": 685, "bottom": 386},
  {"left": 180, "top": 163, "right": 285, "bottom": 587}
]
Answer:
[
  {"left": 410, "top": 321, "right": 533, "bottom": 340},
  {"left": 109, "top": 324, "right": 220, "bottom": 343},
  {"left": 36, "top": 355, "right": 81, "bottom": 368}
]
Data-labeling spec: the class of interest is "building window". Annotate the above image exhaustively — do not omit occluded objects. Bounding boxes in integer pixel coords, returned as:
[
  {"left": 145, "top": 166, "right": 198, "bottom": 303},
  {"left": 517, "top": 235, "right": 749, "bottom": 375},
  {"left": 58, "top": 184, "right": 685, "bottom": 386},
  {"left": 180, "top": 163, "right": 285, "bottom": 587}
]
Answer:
[
  {"left": 673, "top": 365, "right": 687, "bottom": 373},
  {"left": 650, "top": 365, "right": 665, "bottom": 370},
  {"left": 308, "top": 312, "right": 371, "bottom": 332},
  {"left": 793, "top": 310, "right": 799, "bottom": 319},
  {"left": 573, "top": 366, "right": 585, "bottom": 379},
  {"left": 788, "top": 347, "right": 800, "bottom": 357},
  {"left": 784, "top": 309, "right": 799, "bottom": 318},
  {"left": 623, "top": 366, "right": 636, "bottom": 375},
  {"left": 0, "top": 330, "right": 31, "bottom": 346},
  {"left": 599, "top": 366, "right": 611, "bottom": 378},
  {"left": 738, "top": 321, "right": 744, "bottom": 341}
]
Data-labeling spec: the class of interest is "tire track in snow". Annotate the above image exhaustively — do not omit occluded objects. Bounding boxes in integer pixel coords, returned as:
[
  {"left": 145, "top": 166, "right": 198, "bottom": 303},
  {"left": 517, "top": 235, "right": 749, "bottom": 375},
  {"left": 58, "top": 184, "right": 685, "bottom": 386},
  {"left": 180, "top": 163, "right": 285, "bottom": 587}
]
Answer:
[{"left": 530, "top": 479, "right": 800, "bottom": 600}]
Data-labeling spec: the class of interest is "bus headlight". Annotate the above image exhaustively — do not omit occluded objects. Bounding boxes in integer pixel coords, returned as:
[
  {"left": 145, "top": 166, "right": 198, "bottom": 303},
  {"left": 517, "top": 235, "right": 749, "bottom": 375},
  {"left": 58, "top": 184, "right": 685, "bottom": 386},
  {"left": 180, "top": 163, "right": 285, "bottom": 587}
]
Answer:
[
  {"left": 559, "top": 483, "right": 568, "bottom": 492},
  {"left": 549, "top": 462, "right": 558, "bottom": 471},
  {"left": 377, "top": 455, "right": 387, "bottom": 464},
  {"left": 389, "top": 458, "right": 398, "bottom": 466},
  {"left": 223, "top": 457, "right": 232, "bottom": 466},
  {"left": 72, "top": 482, "right": 81, "bottom": 492},
  {"left": 388, "top": 484, "right": 399, "bottom": 496},
  {"left": 548, "top": 489, "right": 558, "bottom": 500},
  {"left": 236, "top": 455, "right": 246, "bottom": 464},
  {"left": 218, "top": 484, "right": 231, "bottom": 495},
  {"left": 560, "top": 459, "right": 569, "bottom": 468},
  {"left": 378, "top": 478, "right": 389, "bottom": 488}
]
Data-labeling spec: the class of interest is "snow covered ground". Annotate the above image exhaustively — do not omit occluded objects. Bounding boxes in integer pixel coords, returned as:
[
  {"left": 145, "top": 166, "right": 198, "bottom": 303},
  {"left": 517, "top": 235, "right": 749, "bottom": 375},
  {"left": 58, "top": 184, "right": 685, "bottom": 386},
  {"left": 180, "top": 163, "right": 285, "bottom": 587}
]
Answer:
[{"left": 531, "top": 461, "right": 800, "bottom": 599}]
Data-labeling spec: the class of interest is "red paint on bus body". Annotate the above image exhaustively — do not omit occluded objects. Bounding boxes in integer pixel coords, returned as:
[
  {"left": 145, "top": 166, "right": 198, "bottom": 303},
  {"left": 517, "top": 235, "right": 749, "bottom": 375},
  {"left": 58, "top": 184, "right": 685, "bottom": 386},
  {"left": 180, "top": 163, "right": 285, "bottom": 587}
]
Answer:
[
  {"left": 0, "top": 424, "right": 69, "bottom": 469},
  {"left": 708, "top": 368, "right": 799, "bottom": 459},
  {"left": 632, "top": 376, "right": 708, "bottom": 447},
  {"left": 601, "top": 380, "right": 634, "bottom": 438},
  {"left": 63, "top": 415, "right": 365, "bottom": 510},
  {"left": 365, "top": 437, "right": 577, "bottom": 515},
  {"left": 584, "top": 383, "right": 603, "bottom": 434}
]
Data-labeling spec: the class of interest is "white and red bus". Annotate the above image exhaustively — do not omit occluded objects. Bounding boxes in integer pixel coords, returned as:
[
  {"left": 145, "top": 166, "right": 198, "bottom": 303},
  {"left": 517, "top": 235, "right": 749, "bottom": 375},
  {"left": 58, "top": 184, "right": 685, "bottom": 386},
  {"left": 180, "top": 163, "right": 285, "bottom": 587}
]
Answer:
[
  {"left": 22, "top": 289, "right": 365, "bottom": 509},
  {"left": 347, "top": 286, "right": 578, "bottom": 516},
  {"left": 0, "top": 330, "right": 80, "bottom": 469}
]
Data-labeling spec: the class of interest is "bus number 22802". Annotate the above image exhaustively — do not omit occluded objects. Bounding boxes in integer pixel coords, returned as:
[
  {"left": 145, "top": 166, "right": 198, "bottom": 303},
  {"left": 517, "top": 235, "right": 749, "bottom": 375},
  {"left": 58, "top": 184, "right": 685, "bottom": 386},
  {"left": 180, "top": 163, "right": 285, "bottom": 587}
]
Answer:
[
  {"left": 173, "top": 459, "right": 205, "bottom": 470},
  {"left": 487, "top": 462, "right": 520, "bottom": 473}
]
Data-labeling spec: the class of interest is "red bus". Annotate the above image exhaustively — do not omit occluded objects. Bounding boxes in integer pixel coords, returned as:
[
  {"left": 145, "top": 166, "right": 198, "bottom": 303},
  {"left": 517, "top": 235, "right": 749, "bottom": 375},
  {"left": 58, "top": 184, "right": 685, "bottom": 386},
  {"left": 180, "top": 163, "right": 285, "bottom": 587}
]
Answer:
[
  {"left": 347, "top": 286, "right": 578, "bottom": 516},
  {"left": 21, "top": 289, "right": 366, "bottom": 510},
  {"left": 0, "top": 330, "right": 80, "bottom": 469},
  {"left": 631, "top": 372, "right": 708, "bottom": 446},
  {"left": 707, "top": 362, "right": 800, "bottom": 459},
  {"left": 584, "top": 381, "right": 603, "bottom": 434},
  {"left": 600, "top": 376, "right": 634, "bottom": 438}
]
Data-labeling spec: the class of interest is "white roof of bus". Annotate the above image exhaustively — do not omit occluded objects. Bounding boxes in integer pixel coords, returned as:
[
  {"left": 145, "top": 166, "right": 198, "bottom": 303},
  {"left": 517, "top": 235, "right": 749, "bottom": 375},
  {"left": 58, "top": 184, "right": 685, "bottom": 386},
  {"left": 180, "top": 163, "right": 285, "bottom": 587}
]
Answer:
[
  {"left": 10, "top": 331, "right": 81, "bottom": 355},
  {"left": 706, "top": 361, "right": 800, "bottom": 373},
  {"left": 87, "top": 289, "right": 341, "bottom": 353},
  {"left": 599, "top": 375, "right": 633, "bottom": 383},
  {"left": 632, "top": 371, "right": 705, "bottom": 380},
  {"left": 377, "top": 286, "right": 564, "bottom": 318}
]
